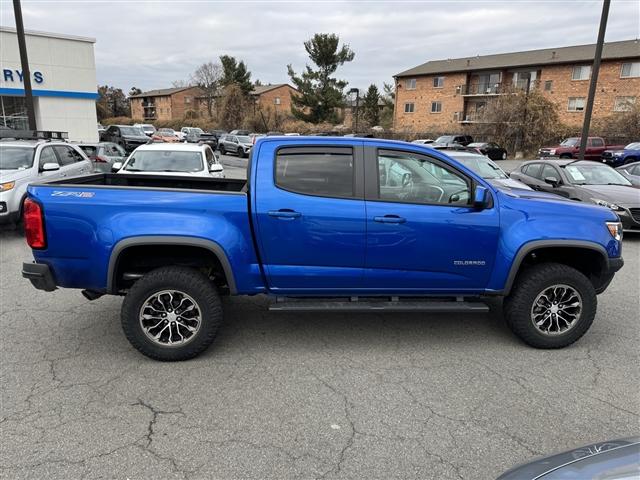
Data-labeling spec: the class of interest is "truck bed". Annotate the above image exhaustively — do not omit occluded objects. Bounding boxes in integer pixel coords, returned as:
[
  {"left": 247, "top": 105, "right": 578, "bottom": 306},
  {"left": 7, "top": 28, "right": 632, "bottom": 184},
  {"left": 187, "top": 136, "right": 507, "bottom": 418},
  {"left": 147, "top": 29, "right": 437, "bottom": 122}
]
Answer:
[{"left": 39, "top": 172, "right": 246, "bottom": 193}]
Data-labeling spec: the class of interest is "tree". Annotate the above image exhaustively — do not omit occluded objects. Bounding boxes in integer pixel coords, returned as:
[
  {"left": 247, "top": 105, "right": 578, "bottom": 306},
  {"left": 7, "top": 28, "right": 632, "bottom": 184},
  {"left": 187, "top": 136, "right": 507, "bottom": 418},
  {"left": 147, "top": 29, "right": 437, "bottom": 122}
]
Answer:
[
  {"left": 219, "top": 55, "right": 253, "bottom": 95},
  {"left": 220, "top": 84, "right": 246, "bottom": 130},
  {"left": 362, "top": 84, "right": 380, "bottom": 127},
  {"left": 191, "top": 62, "right": 223, "bottom": 118},
  {"left": 382, "top": 82, "right": 395, "bottom": 105},
  {"left": 129, "top": 87, "right": 142, "bottom": 97},
  {"left": 96, "top": 85, "right": 129, "bottom": 120},
  {"left": 287, "top": 33, "right": 355, "bottom": 124},
  {"left": 171, "top": 79, "right": 188, "bottom": 88}
]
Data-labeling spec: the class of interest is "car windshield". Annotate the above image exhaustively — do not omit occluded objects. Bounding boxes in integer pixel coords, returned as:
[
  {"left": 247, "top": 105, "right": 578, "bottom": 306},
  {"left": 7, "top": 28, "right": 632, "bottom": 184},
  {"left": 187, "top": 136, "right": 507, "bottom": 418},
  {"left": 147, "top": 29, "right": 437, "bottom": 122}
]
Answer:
[
  {"left": 124, "top": 150, "right": 204, "bottom": 173},
  {"left": 435, "top": 135, "right": 454, "bottom": 143},
  {"left": 624, "top": 142, "right": 640, "bottom": 150},
  {"left": 564, "top": 164, "right": 632, "bottom": 186},
  {"left": 237, "top": 136, "right": 251, "bottom": 143},
  {"left": 0, "top": 146, "right": 35, "bottom": 170},
  {"left": 449, "top": 153, "right": 508, "bottom": 179},
  {"left": 79, "top": 145, "right": 98, "bottom": 156},
  {"left": 121, "top": 126, "right": 145, "bottom": 136},
  {"left": 560, "top": 138, "right": 579, "bottom": 146}
]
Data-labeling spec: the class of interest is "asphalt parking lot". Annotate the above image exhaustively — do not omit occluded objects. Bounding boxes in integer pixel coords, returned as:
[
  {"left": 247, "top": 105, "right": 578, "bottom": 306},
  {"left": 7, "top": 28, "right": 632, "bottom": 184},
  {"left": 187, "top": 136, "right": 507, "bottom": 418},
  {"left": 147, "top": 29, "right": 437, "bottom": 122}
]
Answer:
[{"left": 1, "top": 157, "right": 639, "bottom": 479}]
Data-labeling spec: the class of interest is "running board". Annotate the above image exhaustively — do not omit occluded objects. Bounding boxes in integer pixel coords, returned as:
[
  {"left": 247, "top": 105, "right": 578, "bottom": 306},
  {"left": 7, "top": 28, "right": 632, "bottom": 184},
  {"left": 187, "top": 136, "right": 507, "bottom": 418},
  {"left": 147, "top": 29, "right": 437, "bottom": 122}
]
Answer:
[{"left": 268, "top": 298, "right": 489, "bottom": 313}]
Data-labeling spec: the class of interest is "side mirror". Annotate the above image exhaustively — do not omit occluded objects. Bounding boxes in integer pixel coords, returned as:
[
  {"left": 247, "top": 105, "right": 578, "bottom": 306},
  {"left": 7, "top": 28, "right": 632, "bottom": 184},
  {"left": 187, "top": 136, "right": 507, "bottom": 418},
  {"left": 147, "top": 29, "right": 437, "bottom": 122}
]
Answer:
[
  {"left": 473, "top": 185, "right": 490, "bottom": 209},
  {"left": 544, "top": 176, "right": 560, "bottom": 188},
  {"left": 111, "top": 162, "right": 123, "bottom": 172},
  {"left": 41, "top": 162, "right": 60, "bottom": 172},
  {"left": 209, "top": 164, "right": 223, "bottom": 173}
]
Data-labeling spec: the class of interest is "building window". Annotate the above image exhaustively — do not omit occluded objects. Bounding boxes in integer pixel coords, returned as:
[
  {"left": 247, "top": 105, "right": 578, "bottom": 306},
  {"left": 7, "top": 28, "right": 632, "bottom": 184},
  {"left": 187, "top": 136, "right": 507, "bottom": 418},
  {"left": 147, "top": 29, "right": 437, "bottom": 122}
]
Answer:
[
  {"left": 431, "top": 101, "right": 442, "bottom": 113},
  {"left": 571, "top": 65, "right": 591, "bottom": 80},
  {"left": 405, "top": 78, "right": 417, "bottom": 90},
  {"left": 568, "top": 97, "right": 586, "bottom": 112},
  {"left": 621, "top": 62, "right": 640, "bottom": 78},
  {"left": 433, "top": 76, "right": 444, "bottom": 88},
  {"left": 404, "top": 102, "right": 415, "bottom": 113},
  {"left": 614, "top": 96, "right": 636, "bottom": 112},
  {"left": 274, "top": 97, "right": 281, "bottom": 105},
  {"left": 0, "top": 96, "right": 29, "bottom": 129},
  {"left": 544, "top": 80, "right": 553, "bottom": 91}
]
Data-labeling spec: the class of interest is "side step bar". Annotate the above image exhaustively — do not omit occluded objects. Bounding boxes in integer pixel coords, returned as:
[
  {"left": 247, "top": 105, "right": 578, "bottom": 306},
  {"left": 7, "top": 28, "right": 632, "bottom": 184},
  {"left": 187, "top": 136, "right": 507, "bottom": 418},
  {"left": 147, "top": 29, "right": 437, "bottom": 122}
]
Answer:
[{"left": 269, "top": 298, "right": 489, "bottom": 313}]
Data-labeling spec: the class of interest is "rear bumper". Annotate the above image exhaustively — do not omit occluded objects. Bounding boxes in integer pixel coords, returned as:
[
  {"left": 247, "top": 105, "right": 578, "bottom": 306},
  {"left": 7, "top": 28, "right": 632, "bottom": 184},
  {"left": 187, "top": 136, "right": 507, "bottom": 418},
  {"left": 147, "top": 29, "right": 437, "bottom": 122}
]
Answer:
[{"left": 22, "top": 262, "right": 57, "bottom": 292}]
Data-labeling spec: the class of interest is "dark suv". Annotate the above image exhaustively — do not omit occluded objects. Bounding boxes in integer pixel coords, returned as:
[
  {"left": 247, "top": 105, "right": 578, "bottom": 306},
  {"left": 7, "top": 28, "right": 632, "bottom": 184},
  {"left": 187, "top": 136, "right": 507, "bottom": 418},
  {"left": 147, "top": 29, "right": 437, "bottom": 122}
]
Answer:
[
  {"left": 100, "top": 125, "right": 150, "bottom": 152},
  {"left": 433, "top": 134, "right": 474, "bottom": 147}
]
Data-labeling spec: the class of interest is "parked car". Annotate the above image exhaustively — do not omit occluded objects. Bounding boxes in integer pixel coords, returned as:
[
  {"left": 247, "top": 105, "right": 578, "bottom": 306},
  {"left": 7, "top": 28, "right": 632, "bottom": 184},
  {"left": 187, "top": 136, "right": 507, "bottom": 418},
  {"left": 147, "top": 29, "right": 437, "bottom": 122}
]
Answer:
[
  {"left": 194, "top": 132, "right": 218, "bottom": 150},
  {"left": 601, "top": 141, "right": 640, "bottom": 167},
  {"left": 411, "top": 139, "right": 434, "bottom": 145},
  {"left": 0, "top": 132, "right": 92, "bottom": 225},
  {"left": 218, "top": 134, "right": 253, "bottom": 157},
  {"left": 97, "top": 123, "right": 105, "bottom": 134},
  {"left": 229, "top": 129, "right": 251, "bottom": 136},
  {"left": 181, "top": 127, "right": 203, "bottom": 139},
  {"left": 444, "top": 150, "right": 530, "bottom": 190},
  {"left": 22, "top": 137, "right": 624, "bottom": 360},
  {"left": 538, "top": 137, "right": 627, "bottom": 160},
  {"left": 152, "top": 129, "right": 180, "bottom": 143},
  {"left": 467, "top": 142, "right": 508, "bottom": 160},
  {"left": 111, "top": 143, "right": 224, "bottom": 178},
  {"left": 250, "top": 133, "right": 266, "bottom": 145},
  {"left": 498, "top": 437, "right": 640, "bottom": 480},
  {"left": 616, "top": 161, "right": 640, "bottom": 187},
  {"left": 209, "top": 130, "right": 228, "bottom": 140},
  {"left": 134, "top": 123, "right": 156, "bottom": 137},
  {"left": 100, "top": 125, "right": 150, "bottom": 152},
  {"left": 76, "top": 142, "right": 127, "bottom": 172},
  {"left": 511, "top": 159, "right": 640, "bottom": 232},
  {"left": 432, "top": 134, "right": 474, "bottom": 147}
]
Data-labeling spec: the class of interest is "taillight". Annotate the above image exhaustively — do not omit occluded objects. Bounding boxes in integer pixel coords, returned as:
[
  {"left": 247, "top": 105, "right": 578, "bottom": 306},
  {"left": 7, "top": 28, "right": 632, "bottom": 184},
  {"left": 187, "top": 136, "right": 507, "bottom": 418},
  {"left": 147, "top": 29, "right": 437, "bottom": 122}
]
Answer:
[
  {"left": 93, "top": 155, "right": 109, "bottom": 163},
  {"left": 23, "top": 198, "right": 46, "bottom": 249}
]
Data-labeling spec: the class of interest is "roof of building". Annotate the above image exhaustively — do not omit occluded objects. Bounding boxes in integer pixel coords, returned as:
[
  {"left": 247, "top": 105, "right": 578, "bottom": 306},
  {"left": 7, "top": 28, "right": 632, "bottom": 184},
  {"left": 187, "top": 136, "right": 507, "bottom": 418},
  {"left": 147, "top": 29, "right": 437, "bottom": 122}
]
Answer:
[
  {"left": 0, "top": 26, "right": 96, "bottom": 43},
  {"left": 395, "top": 39, "right": 640, "bottom": 78},
  {"left": 129, "top": 86, "right": 199, "bottom": 99},
  {"left": 251, "top": 84, "right": 295, "bottom": 95}
]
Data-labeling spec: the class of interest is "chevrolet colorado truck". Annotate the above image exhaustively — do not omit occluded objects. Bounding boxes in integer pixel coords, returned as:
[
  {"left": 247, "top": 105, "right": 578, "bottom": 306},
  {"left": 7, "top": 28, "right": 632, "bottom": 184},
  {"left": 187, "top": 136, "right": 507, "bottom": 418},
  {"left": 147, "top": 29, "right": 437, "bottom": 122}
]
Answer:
[
  {"left": 538, "top": 137, "right": 627, "bottom": 161},
  {"left": 21, "top": 137, "right": 624, "bottom": 361}
]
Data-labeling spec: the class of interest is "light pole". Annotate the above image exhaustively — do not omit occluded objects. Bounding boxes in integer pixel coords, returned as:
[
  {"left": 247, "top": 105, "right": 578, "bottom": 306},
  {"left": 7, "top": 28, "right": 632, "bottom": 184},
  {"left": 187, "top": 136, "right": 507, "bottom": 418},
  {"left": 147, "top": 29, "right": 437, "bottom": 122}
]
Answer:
[
  {"left": 578, "top": 0, "right": 611, "bottom": 160},
  {"left": 349, "top": 88, "right": 360, "bottom": 133},
  {"left": 13, "top": 0, "right": 37, "bottom": 130}
]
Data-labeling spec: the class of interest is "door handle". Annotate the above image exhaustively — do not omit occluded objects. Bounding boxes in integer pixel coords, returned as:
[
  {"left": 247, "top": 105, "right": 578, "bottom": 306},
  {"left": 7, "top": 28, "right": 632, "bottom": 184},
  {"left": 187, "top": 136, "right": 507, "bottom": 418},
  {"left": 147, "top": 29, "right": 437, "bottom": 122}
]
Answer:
[
  {"left": 268, "top": 209, "right": 301, "bottom": 219},
  {"left": 374, "top": 215, "right": 406, "bottom": 224}
]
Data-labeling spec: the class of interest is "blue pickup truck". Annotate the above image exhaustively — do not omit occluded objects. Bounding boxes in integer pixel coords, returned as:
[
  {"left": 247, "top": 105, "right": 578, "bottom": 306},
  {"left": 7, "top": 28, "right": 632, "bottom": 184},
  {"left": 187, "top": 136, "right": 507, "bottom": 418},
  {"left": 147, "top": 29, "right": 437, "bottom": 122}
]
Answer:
[{"left": 22, "top": 137, "right": 624, "bottom": 361}]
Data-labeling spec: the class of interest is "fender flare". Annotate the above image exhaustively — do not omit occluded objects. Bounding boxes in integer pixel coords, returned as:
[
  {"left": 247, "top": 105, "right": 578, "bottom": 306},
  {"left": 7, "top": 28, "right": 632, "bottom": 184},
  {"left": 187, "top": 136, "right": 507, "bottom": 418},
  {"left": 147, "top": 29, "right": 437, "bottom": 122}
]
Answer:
[
  {"left": 107, "top": 235, "right": 237, "bottom": 294},
  {"left": 502, "top": 240, "right": 609, "bottom": 296}
]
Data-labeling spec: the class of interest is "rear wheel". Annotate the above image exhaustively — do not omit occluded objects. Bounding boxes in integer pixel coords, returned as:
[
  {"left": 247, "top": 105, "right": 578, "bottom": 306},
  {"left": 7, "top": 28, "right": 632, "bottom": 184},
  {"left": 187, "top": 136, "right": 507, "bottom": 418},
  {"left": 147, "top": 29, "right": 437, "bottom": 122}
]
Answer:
[
  {"left": 503, "top": 263, "right": 596, "bottom": 348},
  {"left": 559, "top": 153, "right": 572, "bottom": 159},
  {"left": 623, "top": 156, "right": 637, "bottom": 165},
  {"left": 121, "top": 266, "right": 222, "bottom": 361}
]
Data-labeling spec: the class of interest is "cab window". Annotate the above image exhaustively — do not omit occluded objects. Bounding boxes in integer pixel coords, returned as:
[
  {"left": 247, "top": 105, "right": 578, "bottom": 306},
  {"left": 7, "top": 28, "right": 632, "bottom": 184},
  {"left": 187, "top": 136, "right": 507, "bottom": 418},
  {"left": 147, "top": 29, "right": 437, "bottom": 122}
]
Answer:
[{"left": 39, "top": 147, "right": 58, "bottom": 169}]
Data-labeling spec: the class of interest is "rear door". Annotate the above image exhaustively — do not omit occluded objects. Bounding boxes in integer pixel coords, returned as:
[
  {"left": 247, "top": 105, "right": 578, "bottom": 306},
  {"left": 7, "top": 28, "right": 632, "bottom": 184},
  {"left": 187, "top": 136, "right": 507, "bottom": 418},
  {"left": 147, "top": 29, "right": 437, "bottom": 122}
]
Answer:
[
  {"left": 53, "top": 145, "right": 91, "bottom": 177},
  {"left": 364, "top": 146, "right": 500, "bottom": 291},
  {"left": 254, "top": 143, "right": 366, "bottom": 292}
]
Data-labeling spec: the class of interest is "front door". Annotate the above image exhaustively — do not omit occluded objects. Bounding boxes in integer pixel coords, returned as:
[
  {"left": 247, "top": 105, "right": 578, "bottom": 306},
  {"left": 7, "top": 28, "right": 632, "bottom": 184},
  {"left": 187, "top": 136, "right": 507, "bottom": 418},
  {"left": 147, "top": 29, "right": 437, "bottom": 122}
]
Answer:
[
  {"left": 254, "top": 143, "right": 366, "bottom": 292},
  {"left": 364, "top": 147, "right": 500, "bottom": 292}
]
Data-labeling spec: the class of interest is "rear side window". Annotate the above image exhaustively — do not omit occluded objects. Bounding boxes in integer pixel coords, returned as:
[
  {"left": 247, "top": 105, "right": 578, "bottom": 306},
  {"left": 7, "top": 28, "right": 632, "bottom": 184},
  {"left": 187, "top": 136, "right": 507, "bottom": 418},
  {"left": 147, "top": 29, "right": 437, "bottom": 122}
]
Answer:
[
  {"left": 53, "top": 146, "right": 85, "bottom": 166},
  {"left": 591, "top": 138, "right": 604, "bottom": 147},
  {"left": 523, "top": 163, "right": 542, "bottom": 179},
  {"left": 275, "top": 147, "right": 354, "bottom": 198}
]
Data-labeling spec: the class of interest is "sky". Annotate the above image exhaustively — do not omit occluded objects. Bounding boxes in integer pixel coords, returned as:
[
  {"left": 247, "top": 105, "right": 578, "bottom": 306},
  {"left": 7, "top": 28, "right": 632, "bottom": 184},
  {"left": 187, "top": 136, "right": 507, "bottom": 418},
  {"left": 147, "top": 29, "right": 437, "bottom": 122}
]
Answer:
[{"left": 0, "top": 0, "right": 639, "bottom": 94}]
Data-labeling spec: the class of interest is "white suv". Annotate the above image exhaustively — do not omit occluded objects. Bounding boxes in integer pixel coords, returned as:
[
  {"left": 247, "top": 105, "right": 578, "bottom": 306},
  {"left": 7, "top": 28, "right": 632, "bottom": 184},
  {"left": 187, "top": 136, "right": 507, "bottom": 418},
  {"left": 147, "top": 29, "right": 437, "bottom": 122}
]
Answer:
[{"left": 112, "top": 143, "right": 224, "bottom": 178}]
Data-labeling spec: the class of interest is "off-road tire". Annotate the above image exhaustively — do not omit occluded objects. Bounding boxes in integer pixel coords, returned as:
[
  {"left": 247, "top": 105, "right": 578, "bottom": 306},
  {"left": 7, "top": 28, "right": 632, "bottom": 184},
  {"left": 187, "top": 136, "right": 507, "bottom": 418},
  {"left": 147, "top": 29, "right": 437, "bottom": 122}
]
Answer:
[
  {"left": 121, "top": 266, "right": 222, "bottom": 361},
  {"left": 504, "top": 263, "right": 596, "bottom": 349}
]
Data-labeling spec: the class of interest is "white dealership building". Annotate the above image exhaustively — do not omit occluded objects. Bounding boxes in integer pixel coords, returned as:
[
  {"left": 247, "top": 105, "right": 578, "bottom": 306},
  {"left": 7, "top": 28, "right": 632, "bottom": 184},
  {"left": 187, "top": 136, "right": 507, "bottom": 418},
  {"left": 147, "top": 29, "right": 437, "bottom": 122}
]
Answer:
[{"left": 0, "top": 26, "right": 98, "bottom": 141}]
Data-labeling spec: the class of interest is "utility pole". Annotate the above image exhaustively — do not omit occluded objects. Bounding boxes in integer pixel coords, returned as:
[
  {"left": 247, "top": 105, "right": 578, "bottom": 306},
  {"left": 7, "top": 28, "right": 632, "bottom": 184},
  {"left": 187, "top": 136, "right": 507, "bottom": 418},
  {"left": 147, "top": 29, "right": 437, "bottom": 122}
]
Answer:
[
  {"left": 13, "top": 0, "right": 37, "bottom": 130},
  {"left": 349, "top": 88, "right": 360, "bottom": 133},
  {"left": 578, "top": 0, "right": 610, "bottom": 160}
]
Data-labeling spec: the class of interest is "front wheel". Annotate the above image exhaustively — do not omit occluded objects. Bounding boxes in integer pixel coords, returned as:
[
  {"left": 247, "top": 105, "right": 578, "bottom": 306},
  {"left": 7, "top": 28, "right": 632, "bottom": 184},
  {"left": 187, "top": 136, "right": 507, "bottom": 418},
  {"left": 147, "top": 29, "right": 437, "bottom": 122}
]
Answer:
[
  {"left": 238, "top": 148, "right": 246, "bottom": 158},
  {"left": 559, "top": 154, "right": 572, "bottom": 159},
  {"left": 121, "top": 266, "right": 222, "bottom": 361},
  {"left": 219, "top": 145, "right": 226, "bottom": 155},
  {"left": 503, "top": 263, "right": 596, "bottom": 348}
]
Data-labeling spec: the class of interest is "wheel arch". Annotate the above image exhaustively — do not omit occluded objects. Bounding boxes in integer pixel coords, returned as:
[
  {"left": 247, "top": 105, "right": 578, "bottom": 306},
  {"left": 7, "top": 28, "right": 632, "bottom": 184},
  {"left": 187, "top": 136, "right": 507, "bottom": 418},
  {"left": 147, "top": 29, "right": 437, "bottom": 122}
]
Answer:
[
  {"left": 107, "top": 236, "right": 236, "bottom": 295},
  {"left": 503, "top": 240, "right": 609, "bottom": 296}
]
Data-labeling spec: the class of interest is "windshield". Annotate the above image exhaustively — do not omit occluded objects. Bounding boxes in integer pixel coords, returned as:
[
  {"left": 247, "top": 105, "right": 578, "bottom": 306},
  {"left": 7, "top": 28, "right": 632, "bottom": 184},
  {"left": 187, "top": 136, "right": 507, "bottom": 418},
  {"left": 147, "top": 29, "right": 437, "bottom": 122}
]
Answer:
[
  {"left": 0, "top": 146, "right": 35, "bottom": 170},
  {"left": 79, "top": 145, "right": 98, "bottom": 156},
  {"left": 560, "top": 138, "right": 579, "bottom": 146},
  {"left": 564, "top": 164, "right": 632, "bottom": 186},
  {"left": 124, "top": 150, "right": 204, "bottom": 173},
  {"left": 237, "top": 136, "right": 251, "bottom": 143},
  {"left": 121, "top": 126, "right": 145, "bottom": 136},
  {"left": 435, "top": 135, "right": 454, "bottom": 144},
  {"left": 624, "top": 142, "right": 640, "bottom": 150},
  {"left": 449, "top": 154, "right": 508, "bottom": 179}
]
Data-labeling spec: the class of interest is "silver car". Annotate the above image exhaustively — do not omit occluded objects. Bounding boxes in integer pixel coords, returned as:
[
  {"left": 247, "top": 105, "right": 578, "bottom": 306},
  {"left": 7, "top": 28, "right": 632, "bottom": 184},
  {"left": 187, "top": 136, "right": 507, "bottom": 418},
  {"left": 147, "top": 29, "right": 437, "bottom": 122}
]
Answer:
[
  {"left": 218, "top": 134, "right": 253, "bottom": 158},
  {"left": 0, "top": 139, "right": 92, "bottom": 225}
]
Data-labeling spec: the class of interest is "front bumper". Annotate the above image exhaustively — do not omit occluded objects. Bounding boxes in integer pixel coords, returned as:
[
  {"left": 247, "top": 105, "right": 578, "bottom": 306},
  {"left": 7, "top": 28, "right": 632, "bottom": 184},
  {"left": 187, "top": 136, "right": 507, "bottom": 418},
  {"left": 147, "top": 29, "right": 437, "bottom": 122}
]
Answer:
[
  {"left": 22, "top": 262, "right": 57, "bottom": 291},
  {"left": 617, "top": 208, "right": 640, "bottom": 232}
]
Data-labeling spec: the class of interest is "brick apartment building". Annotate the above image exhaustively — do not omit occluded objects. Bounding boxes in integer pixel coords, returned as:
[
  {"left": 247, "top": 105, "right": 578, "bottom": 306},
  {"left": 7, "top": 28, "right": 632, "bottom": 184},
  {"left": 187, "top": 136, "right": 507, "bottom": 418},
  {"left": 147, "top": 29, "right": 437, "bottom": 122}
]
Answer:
[
  {"left": 129, "top": 84, "right": 298, "bottom": 122},
  {"left": 394, "top": 39, "right": 640, "bottom": 133}
]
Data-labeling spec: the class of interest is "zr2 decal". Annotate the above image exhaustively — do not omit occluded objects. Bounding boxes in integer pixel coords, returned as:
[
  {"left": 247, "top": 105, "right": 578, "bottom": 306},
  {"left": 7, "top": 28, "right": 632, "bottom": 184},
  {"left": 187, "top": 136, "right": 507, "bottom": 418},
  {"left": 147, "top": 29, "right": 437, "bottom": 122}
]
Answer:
[{"left": 51, "top": 191, "right": 95, "bottom": 198}]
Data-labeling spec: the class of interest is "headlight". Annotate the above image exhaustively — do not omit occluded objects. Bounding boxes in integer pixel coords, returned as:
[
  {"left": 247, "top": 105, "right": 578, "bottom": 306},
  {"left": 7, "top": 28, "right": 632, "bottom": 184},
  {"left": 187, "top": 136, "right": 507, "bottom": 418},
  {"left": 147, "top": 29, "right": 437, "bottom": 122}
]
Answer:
[
  {"left": 549, "top": 149, "right": 556, "bottom": 155},
  {"left": 606, "top": 221, "right": 623, "bottom": 241},
  {"left": 591, "top": 198, "right": 622, "bottom": 211},
  {"left": 613, "top": 152, "right": 623, "bottom": 157},
  {"left": 0, "top": 181, "right": 15, "bottom": 192}
]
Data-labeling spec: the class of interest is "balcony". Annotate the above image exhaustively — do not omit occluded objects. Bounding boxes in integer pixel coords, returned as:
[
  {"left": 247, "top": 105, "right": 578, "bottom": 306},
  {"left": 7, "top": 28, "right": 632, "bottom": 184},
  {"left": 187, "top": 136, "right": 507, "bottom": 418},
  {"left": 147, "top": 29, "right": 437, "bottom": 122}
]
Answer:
[
  {"left": 458, "top": 112, "right": 484, "bottom": 123},
  {"left": 458, "top": 79, "right": 532, "bottom": 96}
]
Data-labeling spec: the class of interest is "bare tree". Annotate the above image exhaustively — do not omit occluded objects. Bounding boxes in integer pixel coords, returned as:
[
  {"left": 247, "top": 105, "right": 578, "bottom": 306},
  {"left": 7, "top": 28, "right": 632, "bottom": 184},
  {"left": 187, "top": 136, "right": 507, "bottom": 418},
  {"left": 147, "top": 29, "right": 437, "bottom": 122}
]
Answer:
[
  {"left": 191, "top": 62, "right": 223, "bottom": 118},
  {"left": 171, "top": 79, "right": 188, "bottom": 88}
]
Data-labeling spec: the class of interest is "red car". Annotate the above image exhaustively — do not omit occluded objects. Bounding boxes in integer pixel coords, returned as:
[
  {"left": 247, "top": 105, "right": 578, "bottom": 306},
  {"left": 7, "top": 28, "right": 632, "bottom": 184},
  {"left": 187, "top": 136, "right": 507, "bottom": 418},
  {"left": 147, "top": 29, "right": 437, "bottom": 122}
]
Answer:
[
  {"left": 538, "top": 137, "right": 626, "bottom": 161},
  {"left": 152, "top": 128, "right": 180, "bottom": 143}
]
